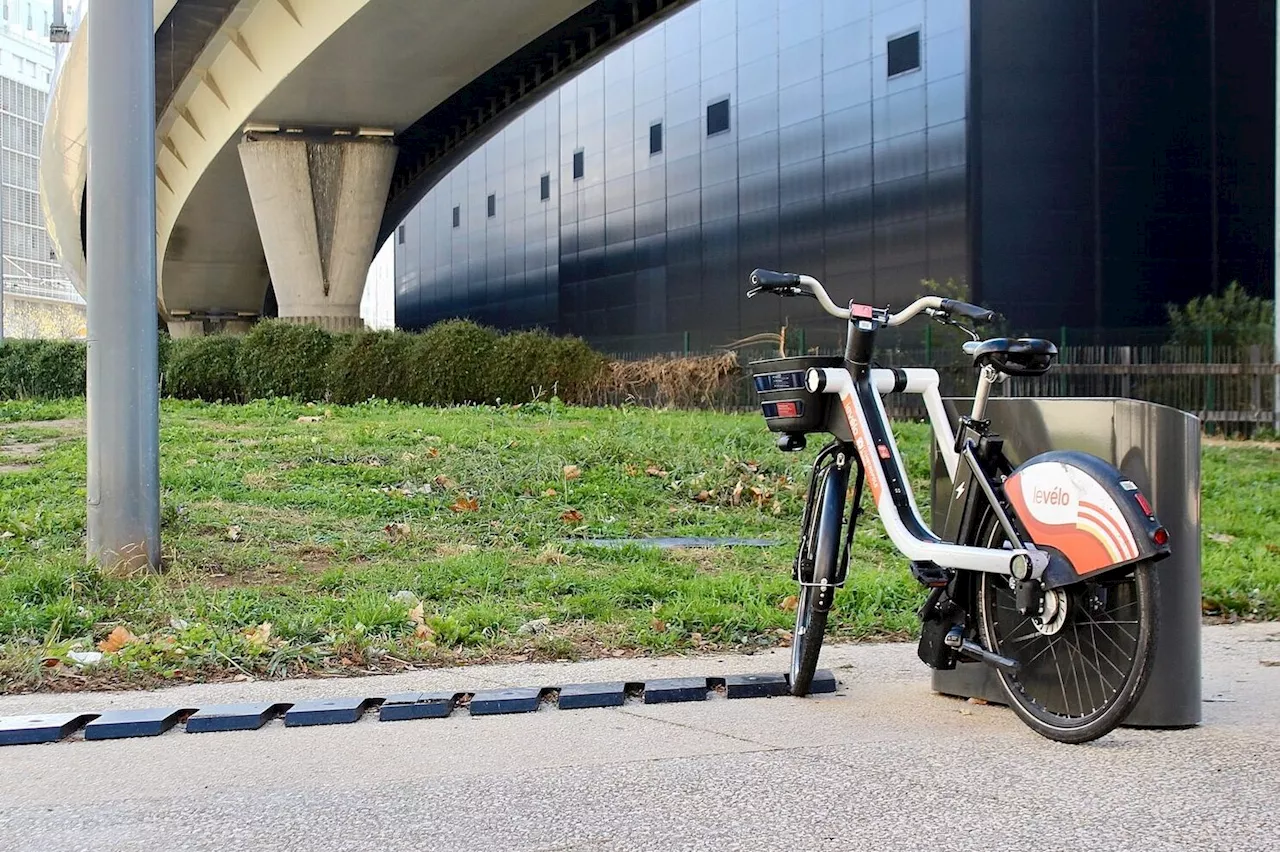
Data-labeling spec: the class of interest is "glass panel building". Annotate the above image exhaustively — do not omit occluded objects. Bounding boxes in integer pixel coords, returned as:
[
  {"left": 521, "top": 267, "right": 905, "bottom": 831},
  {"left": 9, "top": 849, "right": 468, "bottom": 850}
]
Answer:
[{"left": 393, "top": 0, "right": 1274, "bottom": 351}]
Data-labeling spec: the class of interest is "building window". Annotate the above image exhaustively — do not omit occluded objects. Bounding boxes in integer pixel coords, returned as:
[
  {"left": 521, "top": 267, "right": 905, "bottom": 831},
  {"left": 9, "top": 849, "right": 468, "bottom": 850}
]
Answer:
[
  {"left": 452, "top": 205, "right": 460, "bottom": 228},
  {"left": 540, "top": 173, "right": 550, "bottom": 201},
  {"left": 887, "top": 31, "right": 921, "bottom": 77},
  {"left": 572, "top": 149, "right": 584, "bottom": 180},
  {"left": 706, "top": 98, "right": 730, "bottom": 136},
  {"left": 397, "top": 224, "right": 405, "bottom": 245},
  {"left": 487, "top": 193, "right": 496, "bottom": 217},
  {"left": 649, "top": 121, "right": 663, "bottom": 155}
]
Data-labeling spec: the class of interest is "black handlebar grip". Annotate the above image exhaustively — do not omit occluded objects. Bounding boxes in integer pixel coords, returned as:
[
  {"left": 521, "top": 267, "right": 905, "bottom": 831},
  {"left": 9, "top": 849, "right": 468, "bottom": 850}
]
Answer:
[
  {"left": 749, "top": 268, "right": 802, "bottom": 290},
  {"left": 940, "top": 298, "right": 997, "bottom": 324}
]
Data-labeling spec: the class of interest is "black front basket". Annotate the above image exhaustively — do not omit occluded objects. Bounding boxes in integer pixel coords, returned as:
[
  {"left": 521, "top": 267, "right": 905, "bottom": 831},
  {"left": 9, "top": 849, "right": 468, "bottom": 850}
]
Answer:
[{"left": 749, "top": 356, "right": 843, "bottom": 434}]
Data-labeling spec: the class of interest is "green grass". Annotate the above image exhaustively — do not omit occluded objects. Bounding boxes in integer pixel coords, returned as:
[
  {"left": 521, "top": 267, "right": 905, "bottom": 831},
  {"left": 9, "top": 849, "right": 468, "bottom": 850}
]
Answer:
[{"left": 0, "top": 397, "right": 1275, "bottom": 692}]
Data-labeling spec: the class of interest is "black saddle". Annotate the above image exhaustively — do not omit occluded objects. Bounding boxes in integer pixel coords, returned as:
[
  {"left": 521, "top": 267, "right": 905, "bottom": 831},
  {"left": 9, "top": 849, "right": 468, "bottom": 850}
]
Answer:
[{"left": 965, "top": 338, "right": 1058, "bottom": 377}]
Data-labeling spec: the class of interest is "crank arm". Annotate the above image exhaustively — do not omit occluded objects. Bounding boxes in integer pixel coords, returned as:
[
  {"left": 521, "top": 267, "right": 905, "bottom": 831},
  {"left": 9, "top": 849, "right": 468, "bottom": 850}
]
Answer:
[{"left": 944, "top": 626, "right": 1020, "bottom": 673}]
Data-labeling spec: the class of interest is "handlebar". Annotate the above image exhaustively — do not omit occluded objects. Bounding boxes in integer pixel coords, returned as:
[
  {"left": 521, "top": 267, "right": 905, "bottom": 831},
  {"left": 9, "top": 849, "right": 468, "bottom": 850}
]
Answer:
[{"left": 747, "top": 268, "right": 997, "bottom": 327}]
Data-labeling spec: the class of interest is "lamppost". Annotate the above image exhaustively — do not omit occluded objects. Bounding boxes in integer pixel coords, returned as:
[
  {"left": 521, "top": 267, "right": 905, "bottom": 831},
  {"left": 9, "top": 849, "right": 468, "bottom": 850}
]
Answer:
[{"left": 84, "top": 0, "right": 161, "bottom": 574}]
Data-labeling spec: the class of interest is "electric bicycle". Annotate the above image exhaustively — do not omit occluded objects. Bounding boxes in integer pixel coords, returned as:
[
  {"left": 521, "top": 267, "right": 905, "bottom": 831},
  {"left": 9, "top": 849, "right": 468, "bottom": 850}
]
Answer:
[{"left": 747, "top": 268, "right": 1171, "bottom": 743}]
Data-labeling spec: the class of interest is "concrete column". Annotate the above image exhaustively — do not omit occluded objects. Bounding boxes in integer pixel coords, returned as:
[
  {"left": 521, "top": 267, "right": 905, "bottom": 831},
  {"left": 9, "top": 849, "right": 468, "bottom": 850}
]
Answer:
[
  {"left": 238, "top": 137, "right": 397, "bottom": 332},
  {"left": 167, "top": 320, "right": 206, "bottom": 339}
]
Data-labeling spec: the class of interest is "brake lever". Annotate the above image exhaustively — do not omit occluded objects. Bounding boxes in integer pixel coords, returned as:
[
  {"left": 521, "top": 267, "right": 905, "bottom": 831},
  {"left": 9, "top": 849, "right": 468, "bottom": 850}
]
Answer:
[{"left": 746, "top": 285, "right": 812, "bottom": 299}]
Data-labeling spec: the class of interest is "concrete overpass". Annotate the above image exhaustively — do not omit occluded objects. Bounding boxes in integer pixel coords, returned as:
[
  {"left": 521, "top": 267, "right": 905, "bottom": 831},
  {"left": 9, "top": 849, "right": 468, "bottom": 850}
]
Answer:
[{"left": 40, "top": 0, "right": 689, "bottom": 335}]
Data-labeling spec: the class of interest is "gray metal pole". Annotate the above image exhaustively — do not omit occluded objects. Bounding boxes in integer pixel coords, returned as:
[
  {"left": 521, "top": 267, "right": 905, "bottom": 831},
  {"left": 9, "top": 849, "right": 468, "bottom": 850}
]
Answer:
[
  {"left": 0, "top": 101, "right": 6, "bottom": 342},
  {"left": 86, "top": 0, "right": 161, "bottom": 573}
]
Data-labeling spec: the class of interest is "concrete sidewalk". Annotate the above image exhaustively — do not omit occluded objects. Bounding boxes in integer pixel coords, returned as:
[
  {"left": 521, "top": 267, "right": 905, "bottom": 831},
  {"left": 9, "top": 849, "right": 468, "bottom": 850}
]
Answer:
[{"left": 1, "top": 623, "right": 1277, "bottom": 851}]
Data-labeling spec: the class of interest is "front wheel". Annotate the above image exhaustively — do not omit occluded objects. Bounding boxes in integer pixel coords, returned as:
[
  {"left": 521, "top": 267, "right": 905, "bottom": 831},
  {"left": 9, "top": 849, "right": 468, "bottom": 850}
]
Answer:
[
  {"left": 974, "top": 516, "right": 1159, "bottom": 743},
  {"left": 790, "top": 457, "right": 848, "bottom": 695}
]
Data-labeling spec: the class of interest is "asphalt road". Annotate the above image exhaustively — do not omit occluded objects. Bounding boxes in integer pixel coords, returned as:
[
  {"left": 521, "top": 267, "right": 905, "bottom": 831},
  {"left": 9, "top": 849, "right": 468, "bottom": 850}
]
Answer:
[{"left": 1, "top": 623, "right": 1277, "bottom": 852}]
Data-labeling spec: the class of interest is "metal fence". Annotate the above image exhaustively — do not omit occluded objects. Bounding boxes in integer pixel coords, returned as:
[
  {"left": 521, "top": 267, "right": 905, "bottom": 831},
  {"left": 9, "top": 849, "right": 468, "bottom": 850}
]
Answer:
[{"left": 600, "top": 328, "right": 1279, "bottom": 434}]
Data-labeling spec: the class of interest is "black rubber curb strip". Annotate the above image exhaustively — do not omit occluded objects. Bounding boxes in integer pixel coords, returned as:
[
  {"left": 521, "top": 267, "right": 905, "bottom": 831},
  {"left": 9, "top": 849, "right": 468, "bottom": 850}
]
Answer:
[{"left": 0, "top": 670, "right": 837, "bottom": 746}]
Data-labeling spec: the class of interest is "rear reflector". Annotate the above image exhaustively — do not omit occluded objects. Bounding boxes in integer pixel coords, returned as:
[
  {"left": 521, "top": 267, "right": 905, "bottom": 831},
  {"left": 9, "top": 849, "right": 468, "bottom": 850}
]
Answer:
[
  {"left": 1151, "top": 527, "right": 1169, "bottom": 547},
  {"left": 1134, "top": 491, "right": 1154, "bottom": 517}
]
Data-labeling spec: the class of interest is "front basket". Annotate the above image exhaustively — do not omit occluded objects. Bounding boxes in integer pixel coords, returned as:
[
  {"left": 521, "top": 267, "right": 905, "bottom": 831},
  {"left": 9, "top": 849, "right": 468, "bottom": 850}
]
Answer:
[{"left": 749, "top": 355, "right": 843, "bottom": 434}]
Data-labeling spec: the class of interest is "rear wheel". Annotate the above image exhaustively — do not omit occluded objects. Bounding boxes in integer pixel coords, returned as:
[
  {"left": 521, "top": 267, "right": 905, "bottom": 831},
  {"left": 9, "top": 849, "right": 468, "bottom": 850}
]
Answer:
[
  {"left": 790, "top": 459, "right": 847, "bottom": 695},
  {"left": 973, "top": 515, "right": 1158, "bottom": 743}
]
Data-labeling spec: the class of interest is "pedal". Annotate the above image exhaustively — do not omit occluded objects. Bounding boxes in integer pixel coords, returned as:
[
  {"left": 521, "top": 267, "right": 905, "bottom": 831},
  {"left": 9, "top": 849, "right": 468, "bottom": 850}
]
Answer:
[{"left": 909, "top": 560, "right": 950, "bottom": 588}]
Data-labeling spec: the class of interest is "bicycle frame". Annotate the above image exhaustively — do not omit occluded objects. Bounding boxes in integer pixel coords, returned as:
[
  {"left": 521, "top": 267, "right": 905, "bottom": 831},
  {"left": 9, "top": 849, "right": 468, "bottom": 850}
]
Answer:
[{"left": 808, "top": 363, "right": 1040, "bottom": 578}]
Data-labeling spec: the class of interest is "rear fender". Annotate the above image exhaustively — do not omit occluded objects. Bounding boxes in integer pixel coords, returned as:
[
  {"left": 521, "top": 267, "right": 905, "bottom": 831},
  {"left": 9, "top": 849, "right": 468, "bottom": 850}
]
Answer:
[{"left": 1003, "top": 451, "right": 1170, "bottom": 588}]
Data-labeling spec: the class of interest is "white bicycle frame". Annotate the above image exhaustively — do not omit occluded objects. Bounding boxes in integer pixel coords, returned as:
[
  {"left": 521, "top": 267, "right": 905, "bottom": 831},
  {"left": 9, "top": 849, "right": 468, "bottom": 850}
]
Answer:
[{"left": 804, "top": 363, "right": 1041, "bottom": 579}]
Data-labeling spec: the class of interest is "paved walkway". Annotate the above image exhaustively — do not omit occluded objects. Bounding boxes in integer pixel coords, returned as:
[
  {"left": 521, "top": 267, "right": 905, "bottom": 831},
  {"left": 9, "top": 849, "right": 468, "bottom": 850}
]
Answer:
[{"left": 1, "top": 623, "right": 1277, "bottom": 851}]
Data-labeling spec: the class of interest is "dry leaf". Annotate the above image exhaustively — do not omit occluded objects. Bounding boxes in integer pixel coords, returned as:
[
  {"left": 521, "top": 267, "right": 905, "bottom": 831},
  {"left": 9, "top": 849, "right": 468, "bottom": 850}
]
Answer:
[
  {"left": 426, "top": 447, "right": 441, "bottom": 459},
  {"left": 624, "top": 464, "right": 640, "bottom": 476},
  {"left": 384, "top": 522, "right": 411, "bottom": 543},
  {"left": 611, "top": 649, "right": 627, "bottom": 657},
  {"left": 434, "top": 474, "right": 458, "bottom": 490},
  {"left": 244, "top": 622, "right": 272, "bottom": 648},
  {"left": 407, "top": 602, "right": 425, "bottom": 626},
  {"left": 650, "top": 618, "right": 667, "bottom": 633},
  {"left": 731, "top": 481, "right": 744, "bottom": 506},
  {"left": 1266, "top": 543, "right": 1280, "bottom": 556},
  {"left": 296, "top": 415, "right": 324, "bottom": 423},
  {"left": 694, "top": 490, "right": 711, "bottom": 503},
  {"left": 563, "top": 464, "right": 582, "bottom": 480},
  {"left": 771, "top": 499, "right": 783, "bottom": 516},
  {"left": 1208, "top": 533, "right": 1236, "bottom": 545},
  {"left": 450, "top": 496, "right": 480, "bottom": 513},
  {"left": 645, "top": 465, "right": 669, "bottom": 478},
  {"left": 779, "top": 595, "right": 799, "bottom": 612},
  {"left": 967, "top": 697, "right": 989, "bottom": 706},
  {"left": 98, "top": 626, "right": 138, "bottom": 654},
  {"left": 414, "top": 622, "right": 435, "bottom": 642},
  {"left": 542, "top": 488, "right": 558, "bottom": 497},
  {"left": 691, "top": 632, "right": 703, "bottom": 643},
  {"left": 226, "top": 525, "right": 243, "bottom": 542},
  {"left": 560, "top": 509, "right": 585, "bottom": 523}
]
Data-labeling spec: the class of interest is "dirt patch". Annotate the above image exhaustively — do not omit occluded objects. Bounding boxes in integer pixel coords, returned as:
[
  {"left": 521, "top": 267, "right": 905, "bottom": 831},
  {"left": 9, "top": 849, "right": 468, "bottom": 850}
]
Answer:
[
  {"left": 1202, "top": 435, "right": 1278, "bottom": 449},
  {"left": 1, "top": 441, "right": 56, "bottom": 458},
  {"left": 6, "top": 418, "right": 83, "bottom": 434}
]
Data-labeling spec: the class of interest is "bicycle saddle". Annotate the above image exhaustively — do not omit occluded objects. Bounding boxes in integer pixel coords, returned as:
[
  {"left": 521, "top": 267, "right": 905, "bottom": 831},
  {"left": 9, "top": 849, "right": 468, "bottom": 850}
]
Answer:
[{"left": 963, "top": 337, "right": 1058, "bottom": 376}]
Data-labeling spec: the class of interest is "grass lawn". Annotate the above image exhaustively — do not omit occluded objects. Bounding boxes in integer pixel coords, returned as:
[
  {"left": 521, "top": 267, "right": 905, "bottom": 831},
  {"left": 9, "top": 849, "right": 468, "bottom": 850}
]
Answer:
[{"left": 0, "top": 398, "right": 1276, "bottom": 692}]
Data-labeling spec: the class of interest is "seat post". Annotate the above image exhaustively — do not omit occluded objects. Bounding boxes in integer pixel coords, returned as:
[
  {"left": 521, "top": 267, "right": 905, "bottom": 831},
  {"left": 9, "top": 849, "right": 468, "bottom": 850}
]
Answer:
[{"left": 971, "top": 365, "right": 1000, "bottom": 421}]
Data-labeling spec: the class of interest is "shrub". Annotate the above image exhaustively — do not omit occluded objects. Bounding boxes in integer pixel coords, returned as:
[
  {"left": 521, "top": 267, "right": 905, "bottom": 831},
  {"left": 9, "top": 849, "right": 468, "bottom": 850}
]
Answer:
[
  {"left": 0, "top": 340, "right": 42, "bottom": 399},
  {"left": 0, "top": 340, "right": 85, "bottom": 399},
  {"left": 327, "top": 331, "right": 415, "bottom": 404},
  {"left": 237, "top": 320, "right": 335, "bottom": 401},
  {"left": 407, "top": 320, "right": 498, "bottom": 405},
  {"left": 488, "top": 330, "right": 554, "bottom": 404},
  {"left": 165, "top": 336, "right": 244, "bottom": 402},
  {"left": 1167, "top": 282, "right": 1274, "bottom": 347},
  {"left": 29, "top": 341, "right": 86, "bottom": 399},
  {"left": 542, "top": 335, "right": 608, "bottom": 404}
]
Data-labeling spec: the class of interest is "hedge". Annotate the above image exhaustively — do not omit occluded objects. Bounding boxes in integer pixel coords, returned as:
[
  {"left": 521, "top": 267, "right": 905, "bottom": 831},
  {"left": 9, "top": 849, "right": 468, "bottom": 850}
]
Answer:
[
  {"left": 165, "top": 336, "right": 243, "bottom": 402},
  {"left": 0, "top": 320, "right": 609, "bottom": 407},
  {"left": 238, "top": 321, "right": 335, "bottom": 401},
  {"left": 0, "top": 340, "right": 86, "bottom": 400}
]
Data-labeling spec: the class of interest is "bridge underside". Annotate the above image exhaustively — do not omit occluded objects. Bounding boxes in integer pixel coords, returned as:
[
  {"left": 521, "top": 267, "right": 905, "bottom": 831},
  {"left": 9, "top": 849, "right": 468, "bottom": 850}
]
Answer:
[{"left": 44, "top": 0, "right": 691, "bottom": 333}]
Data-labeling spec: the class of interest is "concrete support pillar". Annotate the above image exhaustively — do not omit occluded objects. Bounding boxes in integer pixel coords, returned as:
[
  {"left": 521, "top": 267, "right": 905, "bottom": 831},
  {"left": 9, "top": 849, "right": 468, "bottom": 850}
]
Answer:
[
  {"left": 168, "top": 318, "right": 256, "bottom": 338},
  {"left": 238, "top": 137, "right": 397, "bottom": 332},
  {"left": 167, "top": 320, "right": 206, "bottom": 339}
]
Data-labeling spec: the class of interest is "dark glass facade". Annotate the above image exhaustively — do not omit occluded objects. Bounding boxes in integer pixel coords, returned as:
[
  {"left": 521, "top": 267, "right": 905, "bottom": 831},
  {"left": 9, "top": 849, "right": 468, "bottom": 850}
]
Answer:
[{"left": 394, "top": 0, "right": 1274, "bottom": 348}]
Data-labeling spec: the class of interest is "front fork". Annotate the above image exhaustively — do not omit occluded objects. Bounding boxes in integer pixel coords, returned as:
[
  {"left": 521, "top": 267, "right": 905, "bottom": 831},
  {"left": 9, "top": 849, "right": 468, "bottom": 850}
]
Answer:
[{"left": 794, "top": 441, "right": 864, "bottom": 614}]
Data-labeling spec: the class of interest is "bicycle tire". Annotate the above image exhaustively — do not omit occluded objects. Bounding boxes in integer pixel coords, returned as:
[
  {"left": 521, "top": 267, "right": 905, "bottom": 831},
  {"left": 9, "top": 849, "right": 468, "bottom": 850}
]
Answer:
[
  {"left": 970, "top": 512, "right": 1159, "bottom": 744},
  {"left": 790, "top": 463, "right": 846, "bottom": 696}
]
